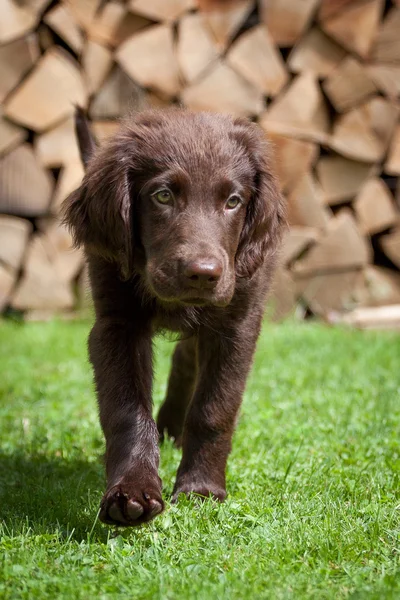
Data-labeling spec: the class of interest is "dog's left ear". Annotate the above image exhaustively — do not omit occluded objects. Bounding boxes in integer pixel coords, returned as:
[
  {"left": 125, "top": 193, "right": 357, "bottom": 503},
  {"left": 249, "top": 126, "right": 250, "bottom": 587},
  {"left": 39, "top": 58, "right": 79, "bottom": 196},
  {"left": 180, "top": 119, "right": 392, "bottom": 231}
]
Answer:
[{"left": 233, "top": 120, "right": 286, "bottom": 278}]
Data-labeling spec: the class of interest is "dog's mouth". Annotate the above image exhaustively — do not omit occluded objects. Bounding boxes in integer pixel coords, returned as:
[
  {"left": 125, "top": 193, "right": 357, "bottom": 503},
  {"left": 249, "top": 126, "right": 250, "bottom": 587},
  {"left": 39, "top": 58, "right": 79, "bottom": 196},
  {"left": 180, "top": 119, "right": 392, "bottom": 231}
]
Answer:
[{"left": 181, "top": 297, "right": 207, "bottom": 306}]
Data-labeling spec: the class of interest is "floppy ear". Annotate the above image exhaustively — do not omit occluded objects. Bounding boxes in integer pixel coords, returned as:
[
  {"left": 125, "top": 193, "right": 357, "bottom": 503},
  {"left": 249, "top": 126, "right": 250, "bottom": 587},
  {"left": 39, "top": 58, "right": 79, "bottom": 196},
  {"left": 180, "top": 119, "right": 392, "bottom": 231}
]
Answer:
[
  {"left": 62, "top": 133, "right": 133, "bottom": 280},
  {"left": 233, "top": 121, "right": 286, "bottom": 278}
]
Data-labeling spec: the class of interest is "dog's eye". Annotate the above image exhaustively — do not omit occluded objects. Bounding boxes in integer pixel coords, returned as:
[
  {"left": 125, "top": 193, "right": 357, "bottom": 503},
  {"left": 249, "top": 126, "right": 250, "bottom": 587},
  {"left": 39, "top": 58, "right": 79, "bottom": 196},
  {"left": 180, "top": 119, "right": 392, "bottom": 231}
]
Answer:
[
  {"left": 226, "top": 195, "right": 241, "bottom": 210},
  {"left": 153, "top": 189, "right": 173, "bottom": 205}
]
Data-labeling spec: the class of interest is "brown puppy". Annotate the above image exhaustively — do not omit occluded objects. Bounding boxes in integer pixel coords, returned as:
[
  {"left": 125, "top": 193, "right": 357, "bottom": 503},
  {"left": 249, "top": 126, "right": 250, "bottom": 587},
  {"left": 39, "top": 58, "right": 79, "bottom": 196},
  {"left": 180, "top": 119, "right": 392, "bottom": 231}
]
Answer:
[{"left": 63, "top": 109, "right": 285, "bottom": 526}]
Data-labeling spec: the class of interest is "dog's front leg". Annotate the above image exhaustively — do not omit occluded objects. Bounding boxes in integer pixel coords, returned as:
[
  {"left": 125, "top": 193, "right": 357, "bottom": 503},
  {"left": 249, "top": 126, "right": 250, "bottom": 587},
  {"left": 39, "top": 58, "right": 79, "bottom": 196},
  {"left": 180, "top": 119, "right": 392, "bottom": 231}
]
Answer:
[
  {"left": 172, "top": 308, "right": 263, "bottom": 502},
  {"left": 89, "top": 318, "right": 163, "bottom": 526}
]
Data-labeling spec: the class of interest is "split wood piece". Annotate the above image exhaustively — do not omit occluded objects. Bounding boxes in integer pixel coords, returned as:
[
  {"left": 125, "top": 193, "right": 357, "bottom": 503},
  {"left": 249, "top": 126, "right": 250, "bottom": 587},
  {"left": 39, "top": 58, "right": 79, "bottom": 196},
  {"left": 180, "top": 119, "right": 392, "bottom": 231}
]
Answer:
[
  {"left": 0, "top": 35, "right": 40, "bottom": 103},
  {"left": 281, "top": 226, "right": 319, "bottom": 265},
  {"left": 330, "top": 98, "right": 399, "bottom": 163},
  {"left": 316, "top": 156, "right": 375, "bottom": 205},
  {"left": 64, "top": 0, "right": 101, "bottom": 30},
  {"left": 92, "top": 121, "right": 120, "bottom": 143},
  {"left": 385, "top": 125, "right": 400, "bottom": 175},
  {"left": 319, "top": 0, "right": 383, "bottom": 60},
  {"left": 268, "top": 268, "right": 297, "bottom": 321},
  {"left": 267, "top": 133, "right": 318, "bottom": 193},
  {"left": 367, "top": 64, "right": 400, "bottom": 99},
  {"left": 260, "top": 72, "right": 330, "bottom": 144},
  {"left": 318, "top": 0, "right": 364, "bottom": 21},
  {"left": 37, "top": 218, "right": 84, "bottom": 283},
  {"left": 82, "top": 41, "right": 113, "bottom": 95},
  {"left": 0, "top": 265, "right": 15, "bottom": 312},
  {"left": 371, "top": 8, "right": 400, "bottom": 64},
  {"left": 44, "top": 4, "right": 83, "bottom": 53},
  {"left": 354, "top": 178, "right": 398, "bottom": 236},
  {"left": 181, "top": 60, "right": 264, "bottom": 117},
  {"left": 0, "top": 144, "right": 54, "bottom": 217},
  {"left": 116, "top": 24, "right": 180, "bottom": 97},
  {"left": 227, "top": 25, "right": 288, "bottom": 97},
  {"left": 37, "top": 24, "right": 54, "bottom": 52},
  {"left": 35, "top": 116, "right": 81, "bottom": 168},
  {"left": 0, "top": 0, "right": 39, "bottom": 44},
  {"left": 178, "top": 14, "right": 219, "bottom": 84},
  {"left": 380, "top": 227, "right": 400, "bottom": 269},
  {"left": 287, "top": 27, "right": 346, "bottom": 79},
  {"left": 331, "top": 304, "right": 400, "bottom": 330},
  {"left": 297, "top": 270, "right": 363, "bottom": 315},
  {"left": 292, "top": 210, "right": 372, "bottom": 277},
  {"left": 87, "top": 2, "right": 151, "bottom": 48},
  {"left": 11, "top": 235, "right": 75, "bottom": 311},
  {"left": 323, "top": 57, "right": 377, "bottom": 113},
  {"left": 4, "top": 47, "right": 87, "bottom": 132},
  {"left": 89, "top": 66, "right": 147, "bottom": 119},
  {"left": 259, "top": 0, "right": 319, "bottom": 47},
  {"left": 287, "top": 173, "right": 331, "bottom": 230},
  {"left": 0, "top": 112, "right": 26, "bottom": 157},
  {"left": 129, "top": 0, "right": 196, "bottom": 22},
  {"left": 52, "top": 161, "right": 85, "bottom": 213},
  {"left": 0, "top": 216, "right": 32, "bottom": 271},
  {"left": 360, "top": 266, "right": 400, "bottom": 307},
  {"left": 199, "top": 0, "right": 254, "bottom": 50}
]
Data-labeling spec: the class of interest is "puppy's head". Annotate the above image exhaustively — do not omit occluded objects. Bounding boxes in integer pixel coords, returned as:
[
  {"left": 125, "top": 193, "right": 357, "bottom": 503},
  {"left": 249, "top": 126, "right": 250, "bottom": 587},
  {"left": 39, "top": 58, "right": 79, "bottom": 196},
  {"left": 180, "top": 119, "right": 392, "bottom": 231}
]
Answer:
[{"left": 63, "top": 109, "right": 285, "bottom": 307}]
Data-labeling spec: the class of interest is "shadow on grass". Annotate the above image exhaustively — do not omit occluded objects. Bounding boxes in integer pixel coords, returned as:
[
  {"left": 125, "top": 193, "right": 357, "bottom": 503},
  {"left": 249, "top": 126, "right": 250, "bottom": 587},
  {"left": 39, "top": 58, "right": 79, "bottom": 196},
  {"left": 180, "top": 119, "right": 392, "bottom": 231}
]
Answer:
[{"left": 0, "top": 451, "right": 111, "bottom": 543}]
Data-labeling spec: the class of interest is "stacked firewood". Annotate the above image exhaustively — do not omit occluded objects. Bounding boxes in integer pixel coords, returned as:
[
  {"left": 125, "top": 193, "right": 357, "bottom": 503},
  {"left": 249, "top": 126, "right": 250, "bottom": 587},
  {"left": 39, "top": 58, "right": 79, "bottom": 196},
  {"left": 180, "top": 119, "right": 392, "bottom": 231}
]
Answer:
[{"left": 1, "top": 0, "right": 400, "bottom": 321}]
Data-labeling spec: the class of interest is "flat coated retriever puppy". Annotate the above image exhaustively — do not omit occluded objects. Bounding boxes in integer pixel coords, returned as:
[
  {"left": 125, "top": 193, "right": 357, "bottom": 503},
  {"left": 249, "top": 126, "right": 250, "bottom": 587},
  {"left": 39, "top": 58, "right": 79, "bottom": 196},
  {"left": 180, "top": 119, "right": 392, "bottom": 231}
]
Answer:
[{"left": 63, "top": 108, "right": 285, "bottom": 526}]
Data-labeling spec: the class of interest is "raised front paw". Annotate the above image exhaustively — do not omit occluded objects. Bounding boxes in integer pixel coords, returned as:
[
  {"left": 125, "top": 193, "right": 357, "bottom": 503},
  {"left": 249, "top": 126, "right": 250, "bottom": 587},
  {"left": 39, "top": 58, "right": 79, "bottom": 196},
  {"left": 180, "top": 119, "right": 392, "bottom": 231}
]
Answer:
[
  {"left": 100, "top": 473, "right": 164, "bottom": 526},
  {"left": 172, "top": 479, "right": 226, "bottom": 503}
]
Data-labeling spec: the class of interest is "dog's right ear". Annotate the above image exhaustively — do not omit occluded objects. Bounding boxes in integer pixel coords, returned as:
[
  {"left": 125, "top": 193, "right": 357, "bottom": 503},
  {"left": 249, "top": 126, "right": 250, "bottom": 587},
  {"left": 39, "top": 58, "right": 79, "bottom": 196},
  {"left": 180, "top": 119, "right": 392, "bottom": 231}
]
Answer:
[{"left": 74, "top": 106, "right": 97, "bottom": 168}]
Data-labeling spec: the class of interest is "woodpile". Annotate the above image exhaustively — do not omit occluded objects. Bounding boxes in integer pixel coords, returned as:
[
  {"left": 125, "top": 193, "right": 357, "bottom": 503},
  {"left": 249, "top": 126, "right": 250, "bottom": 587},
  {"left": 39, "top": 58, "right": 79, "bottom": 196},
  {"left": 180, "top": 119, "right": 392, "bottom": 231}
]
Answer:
[{"left": 1, "top": 0, "right": 400, "bottom": 322}]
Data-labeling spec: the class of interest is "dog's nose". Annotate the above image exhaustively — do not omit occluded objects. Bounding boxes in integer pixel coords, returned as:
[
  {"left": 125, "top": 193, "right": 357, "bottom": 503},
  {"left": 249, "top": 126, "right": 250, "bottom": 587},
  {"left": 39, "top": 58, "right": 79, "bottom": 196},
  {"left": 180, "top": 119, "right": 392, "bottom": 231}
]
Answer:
[{"left": 183, "top": 259, "right": 223, "bottom": 289}]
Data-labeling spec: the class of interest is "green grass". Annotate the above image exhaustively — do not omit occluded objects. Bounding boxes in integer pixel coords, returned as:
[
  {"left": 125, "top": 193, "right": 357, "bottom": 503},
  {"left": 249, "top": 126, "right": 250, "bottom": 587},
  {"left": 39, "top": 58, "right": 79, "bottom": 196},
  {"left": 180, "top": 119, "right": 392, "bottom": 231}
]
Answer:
[{"left": 0, "top": 318, "right": 399, "bottom": 599}]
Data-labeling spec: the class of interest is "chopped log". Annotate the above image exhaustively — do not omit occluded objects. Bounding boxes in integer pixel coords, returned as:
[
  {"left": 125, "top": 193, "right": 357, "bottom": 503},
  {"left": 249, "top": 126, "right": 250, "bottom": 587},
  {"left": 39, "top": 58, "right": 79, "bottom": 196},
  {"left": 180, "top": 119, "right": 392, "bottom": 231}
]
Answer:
[
  {"left": 11, "top": 235, "right": 75, "bottom": 311},
  {"left": 323, "top": 57, "right": 377, "bottom": 113},
  {"left": 0, "top": 35, "right": 40, "bottom": 103},
  {"left": 37, "top": 24, "right": 55, "bottom": 52},
  {"left": 89, "top": 66, "right": 146, "bottom": 119},
  {"left": 371, "top": 8, "right": 400, "bottom": 64},
  {"left": 330, "top": 97, "right": 399, "bottom": 163},
  {"left": 35, "top": 117, "right": 81, "bottom": 168},
  {"left": 52, "top": 161, "right": 84, "bottom": 213},
  {"left": 360, "top": 266, "right": 400, "bottom": 307},
  {"left": 316, "top": 156, "right": 375, "bottom": 205},
  {"left": 319, "top": 0, "right": 383, "bottom": 60},
  {"left": 4, "top": 47, "right": 87, "bottom": 132},
  {"left": 44, "top": 4, "right": 83, "bottom": 53},
  {"left": 267, "top": 133, "right": 318, "bottom": 193},
  {"left": 64, "top": 0, "right": 101, "bottom": 30},
  {"left": 354, "top": 178, "right": 398, "bottom": 235},
  {"left": 287, "top": 173, "right": 331, "bottom": 230},
  {"left": 129, "top": 0, "right": 196, "bottom": 21},
  {"left": 281, "top": 226, "right": 319, "bottom": 265},
  {"left": 0, "top": 216, "right": 32, "bottom": 271},
  {"left": 0, "top": 265, "right": 15, "bottom": 312},
  {"left": 260, "top": 72, "right": 330, "bottom": 144},
  {"left": 199, "top": 0, "right": 254, "bottom": 49},
  {"left": 178, "top": 14, "right": 219, "bottom": 83},
  {"left": 37, "top": 218, "right": 84, "bottom": 283},
  {"left": 181, "top": 61, "right": 264, "bottom": 117},
  {"left": 82, "top": 41, "right": 113, "bottom": 96},
  {"left": 367, "top": 64, "right": 400, "bottom": 99},
  {"left": 0, "top": 112, "right": 26, "bottom": 157},
  {"left": 87, "top": 2, "right": 151, "bottom": 47},
  {"left": 318, "top": 0, "right": 363, "bottom": 21},
  {"left": 259, "top": 0, "right": 320, "bottom": 47},
  {"left": 92, "top": 121, "right": 120, "bottom": 143},
  {"left": 116, "top": 24, "right": 180, "bottom": 97},
  {"left": 385, "top": 125, "right": 400, "bottom": 176},
  {"left": 0, "top": 0, "right": 39, "bottom": 44},
  {"left": 268, "top": 268, "right": 297, "bottom": 321},
  {"left": 298, "top": 270, "right": 363, "bottom": 315},
  {"left": 293, "top": 211, "right": 371, "bottom": 276},
  {"left": 288, "top": 27, "right": 346, "bottom": 78},
  {"left": 380, "top": 227, "right": 400, "bottom": 269},
  {"left": 0, "top": 145, "right": 54, "bottom": 217},
  {"left": 227, "top": 25, "right": 288, "bottom": 97},
  {"left": 330, "top": 304, "right": 400, "bottom": 330}
]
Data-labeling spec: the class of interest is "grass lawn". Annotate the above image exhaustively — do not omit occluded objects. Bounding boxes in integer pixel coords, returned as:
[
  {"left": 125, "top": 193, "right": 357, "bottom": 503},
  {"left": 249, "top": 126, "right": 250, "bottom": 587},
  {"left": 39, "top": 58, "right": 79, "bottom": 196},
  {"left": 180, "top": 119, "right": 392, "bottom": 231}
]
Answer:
[{"left": 0, "top": 318, "right": 399, "bottom": 599}]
